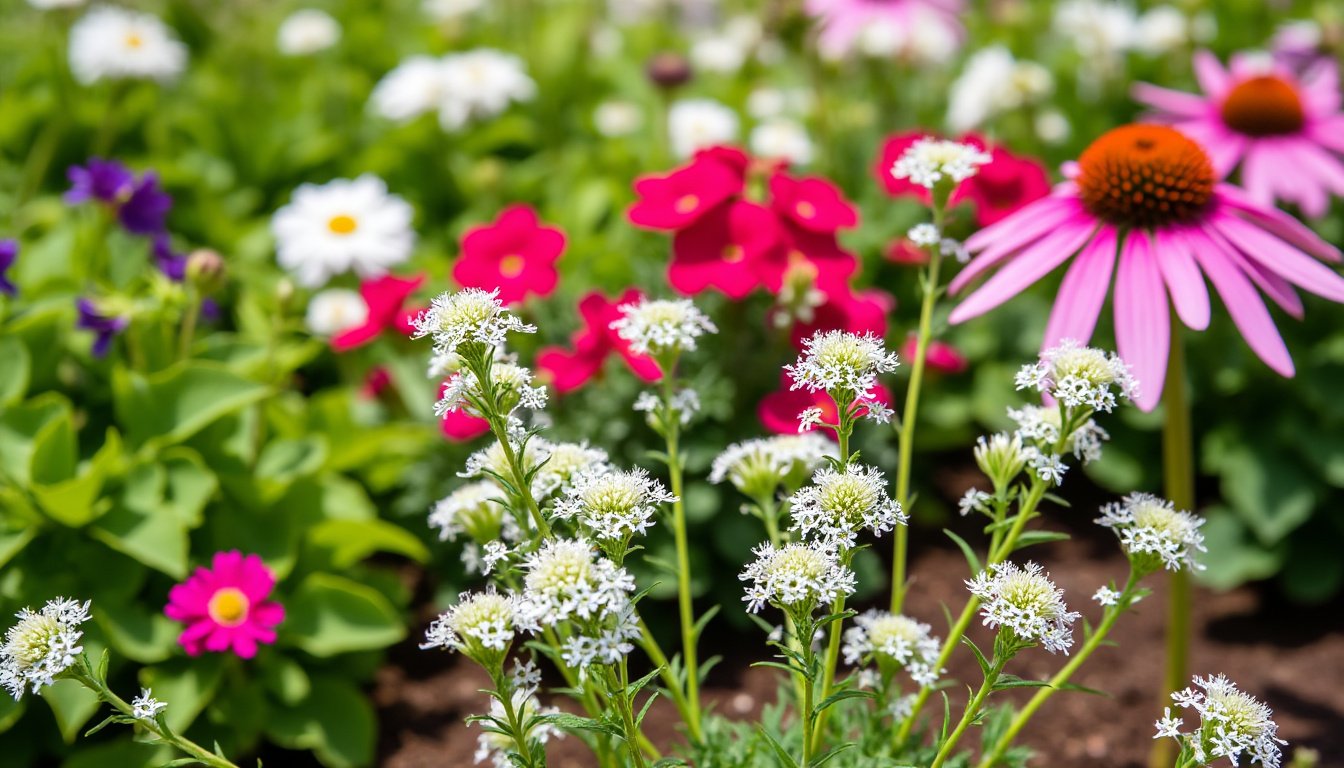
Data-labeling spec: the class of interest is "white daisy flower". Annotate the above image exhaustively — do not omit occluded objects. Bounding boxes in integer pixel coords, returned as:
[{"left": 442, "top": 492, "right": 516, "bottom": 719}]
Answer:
[
  {"left": 610, "top": 297, "right": 716, "bottom": 359},
  {"left": 966, "top": 561, "right": 1080, "bottom": 654},
  {"left": 842, "top": 610, "right": 943, "bottom": 687},
  {"left": 131, "top": 688, "right": 167, "bottom": 720},
  {"left": 1, "top": 598, "right": 90, "bottom": 699},
  {"left": 552, "top": 467, "right": 673, "bottom": 542},
  {"left": 740, "top": 542, "right": 855, "bottom": 615},
  {"left": 593, "top": 100, "right": 644, "bottom": 138},
  {"left": 1097, "top": 493, "right": 1206, "bottom": 574},
  {"left": 277, "top": 9, "right": 341, "bottom": 56},
  {"left": 1156, "top": 675, "right": 1285, "bottom": 768},
  {"left": 422, "top": 590, "right": 521, "bottom": 661},
  {"left": 1015, "top": 339, "right": 1138, "bottom": 413},
  {"left": 411, "top": 288, "right": 536, "bottom": 358},
  {"left": 890, "top": 137, "right": 992, "bottom": 190},
  {"left": 272, "top": 175, "right": 415, "bottom": 288},
  {"left": 750, "top": 119, "right": 814, "bottom": 166},
  {"left": 304, "top": 289, "right": 368, "bottom": 338},
  {"left": 667, "top": 99, "right": 739, "bottom": 159},
  {"left": 789, "top": 464, "right": 906, "bottom": 550},
  {"left": 948, "top": 46, "right": 1053, "bottom": 132},
  {"left": 422, "top": 0, "right": 484, "bottom": 22},
  {"left": 438, "top": 49, "right": 536, "bottom": 131},
  {"left": 370, "top": 56, "right": 453, "bottom": 123},
  {"left": 68, "top": 7, "right": 187, "bottom": 85}
]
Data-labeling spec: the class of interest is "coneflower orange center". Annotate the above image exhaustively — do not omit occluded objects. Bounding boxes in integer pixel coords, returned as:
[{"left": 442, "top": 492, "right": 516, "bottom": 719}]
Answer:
[
  {"left": 1220, "top": 76, "right": 1305, "bottom": 137},
  {"left": 1076, "top": 125, "right": 1214, "bottom": 229}
]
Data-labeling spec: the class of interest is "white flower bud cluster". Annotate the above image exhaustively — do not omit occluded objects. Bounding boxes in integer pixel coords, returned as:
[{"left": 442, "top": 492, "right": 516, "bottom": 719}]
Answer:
[
  {"left": 421, "top": 590, "right": 522, "bottom": 658},
  {"left": 1155, "top": 674, "right": 1285, "bottom": 768},
  {"left": 966, "top": 561, "right": 1079, "bottom": 655},
  {"left": 1097, "top": 493, "right": 1206, "bottom": 573},
  {"left": 609, "top": 297, "right": 717, "bottom": 358},
  {"left": 842, "top": 610, "right": 943, "bottom": 687},
  {"left": 1, "top": 598, "right": 90, "bottom": 700},
  {"left": 515, "top": 539, "right": 640, "bottom": 669},
  {"left": 788, "top": 464, "right": 907, "bottom": 550},
  {"left": 1015, "top": 339, "right": 1137, "bottom": 413},
  {"left": 740, "top": 542, "right": 856, "bottom": 615},
  {"left": 710, "top": 433, "right": 835, "bottom": 498},
  {"left": 435, "top": 360, "right": 548, "bottom": 418},
  {"left": 412, "top": 288, "right": 536, "bottom": 357},
  {"left": 553, "top": 467, "right": 674, "bottom": 542},
  {"left": 890, "top": 137, "right": 992, "bottom": 189}
]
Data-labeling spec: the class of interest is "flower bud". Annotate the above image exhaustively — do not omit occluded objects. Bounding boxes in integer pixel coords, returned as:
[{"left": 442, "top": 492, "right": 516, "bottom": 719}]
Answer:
[
  {"left": 186, "top": 249, "right": 226, "bottom": 292},
  {"left": 646, "top": 52, "right": 692, "bottom": 89}
]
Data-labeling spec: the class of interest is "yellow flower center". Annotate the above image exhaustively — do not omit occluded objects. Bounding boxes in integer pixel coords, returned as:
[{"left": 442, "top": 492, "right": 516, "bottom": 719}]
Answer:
[
  {"left": 208, "top": 588, "right": 251, "bottom": 627},
  {"left": 674, "top": 194, "right": 700, "bottom": 214},
  {"left": 499, "top": 254, "right": 525, "bottom": 278},
  {"left": 327, "top": 214, "right": 358, "bottom": 235},
  {"left": 125, "top": 33, "right": 143, "bottom": 49}
]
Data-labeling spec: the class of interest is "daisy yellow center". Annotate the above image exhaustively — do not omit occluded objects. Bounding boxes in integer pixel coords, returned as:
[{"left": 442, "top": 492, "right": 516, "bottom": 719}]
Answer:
[
  {"left": 208, "top": 588, "right": 251, "bottom": 627},
  {"left": 674, "top": 194, "right": 700, "bottom": 214},
  {"left": 1077, "top": 125, "right": 1214, "bottom": 229},
  {"left": 1220, "top": 75, "right": 1305, "bottom": 137},
  {"left": 499, "top": 254, "right": 525, "bottom": 278},
  {"left": 328, "top": 214, "right": 358, "bottom": 235},
  {"left": 125, "top": 32, "right": 143, "bottom": 49}
]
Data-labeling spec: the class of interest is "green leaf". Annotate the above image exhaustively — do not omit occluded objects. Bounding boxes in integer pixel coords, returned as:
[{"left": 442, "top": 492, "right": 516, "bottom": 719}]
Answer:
[
  {"left": 283, "top": 573, "right": 405, "bottom": 656},
  {"left": 1217, "top": 442, "right": 1316, "bottom": 545},
  {"left": 113, "top": 362, "right": 269, "bottom": 448},
  {"left": 0, "top": 693, "right": 26, "bottom": 734},
  {"left": 307, "top": 519, "right": 428, "bottom": 569},
  {"left": 32, "top": 429, "right": 123, "bottom": 527},
  {"left": 60, "top": 739, "right": 171, "bottom": 768},
  {"left": 944, "top": 529, "right": 982, "bottom": 576},
  {"left": 41, "top": 678, "right": 102, "bottom": 743},
  {"left": 813, "top": 688, "right": 876, "bottom": 716},
  {"left": 0, "top": 527, "right": 37, "bottom": 571},
  {"left": 533, "top": 712, "right": 625, "bottom": 738},
  {"left": 757, "top": 727, "right": 799, "bottom": 768},
  {"left": 1011, "top": 530, "right": 1071, "bottom": 551},
  {"left": 89, "top": 493, "right": 190, "bottom": 578},
  {"left": 960, "top": 636, "right": 992, "bottom": 678},
  {"left": 94, "top": 601, "right": 180, "bottom": 664},
  {"left": 992, "top": 674, "right": 1052, "bottom": 691},
  {"left": 0, "top": 393, "right": 72, "bottom": 486},
  {"left": 1056, "top": 682, "right": 1111, "bottom": 697},
  {"left": 0, "top": 336, "right": 30, "bottom": 406},
  {"left": 265, "top": 676, "right": 375, "bottom": 768},
  {"left": 260, "top": 656, "right": 311, "bottom": 706},
  {"left": 140, "top": 656, "right": 225, "bottom": 733}
]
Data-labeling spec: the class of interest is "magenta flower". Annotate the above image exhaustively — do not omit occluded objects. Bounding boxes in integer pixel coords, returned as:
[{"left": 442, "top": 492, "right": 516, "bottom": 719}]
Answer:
[
  {"left": 1134, "top": 52, "right": 1344, "bottom": 218},
  {"left": 902, "top": 336, "right": 967, "bottom": 374},
  {"left": 452, "top": 205, "right": 563, "bottom": 306},
  {"left": 785, "top": 286, "right": 892, "bottom": 349},
  {"left": 949, "top": 124, "right": 1344, "bottom": 411},
  {"left": 165, "top": 551, "right": 285, "bottom": 659},
  {"left": 439, "top": 380, "right": 490, "bottom": 441},
  {"left": 805, "top": 0, "right": 963, "bottom": 59},
  {"left": 758, "top": 371, "right": 892, "bottom": 437},
  {"left": 537, "top": 290, "right": 661, "bottom": 394},
  {"left": 332, "top": 273, "right": 425, "bottom": 351}
]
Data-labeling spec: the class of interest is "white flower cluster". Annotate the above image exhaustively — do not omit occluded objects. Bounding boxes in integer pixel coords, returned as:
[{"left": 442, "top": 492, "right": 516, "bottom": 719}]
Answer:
[
  {"left": 472, "top": 663, "right": 564, "bottom": 768},
  {"left": 1008, "top": 404, "right": 1110, "bottom": 484},
  {"left": 1097, "top": 493, "right": 1207, "bottom": 573},
  {"left": 789, "top": 464, "right": 907, "bottom": 550},
  {"left": 786, "top": 331, "right": 898, "bottom": 424},
  {"left": 610, "top": 297, "right": 717, "bottom": 358},
  {"left": 633, "top": 388, "right": 701, "bottom": 425},
  {"left": 1015, "top": 340, "right": 1137, "bottom": 413},
  {"left": 371, "top": 49, "right": 535, "bottom": 131},
  {"left": 516, "top": 539, "right": 640, "bottom": 668},
  {"left": 710, "top": 433, "right": 835, "bottom": 497},
  {"left": 69, "top": 7, "right": 187, "bottom": 85},
  {"left": 277, "top": 9, "right": 341, "bottom": 56},
  {"left": 966, "top": 562, "right": 1079, "bottom": 655},
  {"left": 842, "top": 610, "right": 943, "bottom": 688},
  {"left": 908, "top": 223, "right": 941, "bottom": 247},
  {"left": 740, "top": 542, "right": 856, "bottom": 614},
  {"left": 412, "top": 289, "right": 537, "bottom": 357},
  {"left": 428, "top": 480, "right": 519, "bottom": 544},
  {"left": 436, "top": 361, "right": 548, "bottom": 418},
  {"left": 1155, "top": 675, "right": 1285, "bottom": 768},
  {"left": 131, "top": 688, "right": 168, "bottom": 721},
  {"left": 1, "top": 598, "right": 91, "bottom": 699},
  {"left": 958, "top": 487, "right": 993, "bottom": 517},
  {"left": 890, "top": 137, "right": 992, "bottom": 190},
  {"left": 553, "top": 467, "right": 674, "bottom": 542},
  {"left": 461, "top": 438, "right": 609, "bottom": 503},
  {"left": 421, "top": 590, "right": 521, "bottom": 657}
]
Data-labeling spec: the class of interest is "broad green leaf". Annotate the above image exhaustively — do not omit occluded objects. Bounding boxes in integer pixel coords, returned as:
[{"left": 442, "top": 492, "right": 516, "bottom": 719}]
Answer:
[
  {"left": 264, "top": 676, "right": 375, "bottom": 768},
  {"left": 113, "top": 362, "right": 269, "bottom": 448},
  {"left": 59, "top": 738, "right": 170, "bottom": 768},
  {"left": 0, "top": 693, "right": 25, "bottom": 734},
  {"left": 260, "top": 655, "right": 311, "bottom": 706},
  {"left": 89, "top": 489, "right": 191, "bottom": 578},
  {"left": 255, "top": 437, "right": 328, "bottom": 503},
  {"left": 41, "top": 678, "right": 102, "bottom": 743},
  {"left": 94, "top": 601, "right": 180, "bottom": 664},
  {"left": 140, "top": 656, "right": 225, "bottom": 733},
  {"left": 4, "top": 300, "right": 71, "bottom": 393},
  {"left": 1217, "top": 443, "right": 1316, "bottom": 545},
  {"left": 0, "top": 527, "right": 37, "bottom": 570},
  {"left": 283, "top": 573, "right": 405, "bottom": 657},
  {"left": 28, "top": 402, "right": 76, "bottom": 484},
  {"left": 0, "top": 336, "right": 30, "bottom": 406},
  {"left": 32, "top": 428, "right": 123, "bottom": 527},
  {"left": 307, "top": 519, "right": 429, "bottom": 569}
]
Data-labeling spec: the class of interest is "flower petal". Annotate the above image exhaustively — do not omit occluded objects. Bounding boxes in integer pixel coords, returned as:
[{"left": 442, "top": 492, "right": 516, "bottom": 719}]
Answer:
[
  {"left": 1156, "top": 229, "right": 1210, "bottom": 331},
  {"left": 1042, "top": 226, "right": 1118, "bottom": 348},
  {"left": 1188, "top": 228, "right": 1295, "bottom": 376},
  {"left": 950, "top": 221, "right": 1098, "bottom": 324}
]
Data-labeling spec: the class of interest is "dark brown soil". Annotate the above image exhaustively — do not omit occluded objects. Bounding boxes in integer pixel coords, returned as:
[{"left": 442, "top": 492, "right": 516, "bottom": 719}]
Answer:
[{"left": 370, "top": 522, "right": 1344, "bottom": 768}]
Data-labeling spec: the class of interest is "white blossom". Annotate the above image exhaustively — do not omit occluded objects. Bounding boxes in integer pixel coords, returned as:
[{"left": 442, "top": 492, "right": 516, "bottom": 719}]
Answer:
[
  {"left": 428, "top": 480, "right": 518, "bottom": 544},
  {"left": 710, "top": 433, "right": 835, "bottom": 497},
  {"left": 553, "top": 467, "right": 673, "bottom": 542},
  {"left": 272, "top": 175, "right": 415, "bottom": 288},
  {"left": 908, "top": 223, "right": 941, "bottom": 247},
  {"left": 740, "top": 542, "right": 855, "bottom": 614},
  {"left": 69, "top": 7, "right": 186, "bottom": 85},
  {"left": 515, "top": 539, "right": 639, "bottom": 668},
  {"left": 786, "top": 330, "right": 899, "bottom": 402},
  {"left": 959, "top": 488, "right": 993, "bottom": 517},
  {"left": 890, "top": 137, "right": 992, "bottom": 190},
  {"left": 1016, "top": 340, "right": 1138, "bottom": 412},
  {"left": 305, "top": 289, "right": 368, "bottom": 338},
  {"left": 610, "top": 297, "right": 716, "bottom": 358},
  {"left": 842, "top": 611, "right": 943, "bottom": 687},
  {"left": 472, "top": 689, "right": 563, "bottom": 768},
  {"left": 131, "top": 688, "right": 167, "bottom": 720},
  {"left": 435, "top": 361, "right": 547, "bottom": 418},
  {"left": 1, "top": 598, "right": 91, "bottom": 699},
  {"left": 1097, "top": 493, "right": 1206, "bottom": 573},
  {"left": 277, "top": 9, "right": 341, "bottom": 56},
  {"left": 966, "top": 562, "right": 1079, "bottom": 654},
  {"left": 667, "top": 99, "right": 739, "bottom": 160},
  {"left": 421, "top": 590, "right": 521, "bottom": 656},
  {"left": 1156, "top": 675, "right": 1285, "bottom": 768},
  {"left": 412, "top": 288, "right": 536, "bottom": 357},
  {"left": 593, "top": 100, "right": 644, "bottom": 138},
  {"left": 750, "top": 119, "right": 814, "bottom": 166},
  {"left": 789, "top": 464, "right": 906, "bottom": 549},
  {"left": 1092, "top": 586, "right": 1121, "bottom": 607},
  {"left": 948, "top": 47, "right": 1053, "bottom": 132}
]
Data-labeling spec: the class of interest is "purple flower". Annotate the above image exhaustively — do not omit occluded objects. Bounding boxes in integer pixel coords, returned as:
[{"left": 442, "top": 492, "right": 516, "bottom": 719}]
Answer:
[
  {"left": 76, "top": 298, "right": 129, "bottom": 358},
  {"left": 0, "top": 239, "right": 16, "bottom": 296},
  {"left": 199, "top": 298, "right": 220, "bottom": 323},
  {"left": 152, "top": 235, "right": 187, "bottom": 281},
  {"left": 66, "top": 159, "right": 135, "bottom": 205},
  {"left": 119, "top": 173, "right": 172, "bottom": 236}
]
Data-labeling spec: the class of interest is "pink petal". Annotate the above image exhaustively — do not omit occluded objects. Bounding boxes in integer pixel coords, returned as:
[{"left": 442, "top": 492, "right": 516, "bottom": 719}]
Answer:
[
  {"left": 1193, "top": 50, "right": 1231, "bottom": 99},
  {"left": 1132, "top": 83, "right": 1211, "bottom": 118},
  {"left": 953, "top": 197, "right": 1090, "bottom": 294},
  {"left": 1211, "top": 214, "right": 1344, "bottom": 302},
  {"left": 1310, "top": 115, "right": 1344, "bottom": 154},
  {"left": 1042, "top": 226, "right": 1118, "bottom": 348},
  {"left": 1114, "top": 232, "right": 1171, "bottom": 412},
  {"left": 1155, "top": 229, "right": 1210, "bottom": 331},
  {"left": 1217, "top": 184, "right": 1342, "bottom": 261},
  {"left": 1188, "top": 228, "right": 1295, "bottom": 376},
  {"left": 950, "top": 221, "right": 1098, "bottom": 324}
]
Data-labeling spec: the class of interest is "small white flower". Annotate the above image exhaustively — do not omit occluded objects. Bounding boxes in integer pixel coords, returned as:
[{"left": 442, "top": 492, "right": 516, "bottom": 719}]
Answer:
[
  {"left": 940, "top": 237, "right": 970, "bottom": 264},
  {"left": 1157, "top": 675, "right": 1285, "bottom": 768},
  {"left": 948, "top": 47, "right": 1053, "bottom": 132},
  {"left": 1134, "top": 6, "right": 1193, "bottom": 56},
  {"left": 272, "top": 175, "right": 415, "bottom": 288},
  {"left": 421, "top": 590, "right": 521, "bottom": 656},
  {"left": 750, "top": 119, "right": 814, "bottom": 166},
  {"left": 593, "top": 100, "right": 644, "bottom": 138},
  {"left": 740, "top": 542, "right": 856, "bottom": 614},
  {"left": 908, "top": 223, "right": 941, "bottom": 247},
  {"left": 747, "top": 87, "right": 812, "bottom": 120},
  {"left": 1, "top": 598, "right": 91, "bottom": 699},
  {"left": 958, "top": 488, "right": 993, "bottom": 517},
  {"left": 553, "top": 467, "right": 674, "bottom": 542},
  {"left": 428, "top": 480, "right": 517, "bottom": 543},
  {"left": 304, "top": 289, "right": 368, "bottom": 338},
  {"left": 481, "top": 541, "right": 511, "bottom": 576},
  {"left": 69, "top": 7, "right": 187, "bottom": 85},
  {"left": 515, "top": 539, "right": 639, "bottom": 668},
  {"left": 435, "top": 361, "right": 547, "bottom": 418},
  {"left": 797, "top": 406, "right": 827, "bottom": 433},
  {"left": 785, "top": 330, "right": 900, "bottom": 401},
  {"left": 1035, "top": 110, "right": 1072, "bottom": 144},
  {"left": 1092, "top": 585, "right": 1121, "bottom": 607},
  {"left": 966, "top": 562, "right": 1079, "bottom": 654},
  {"left": 842, "top": 610, "right": 943, "bottom": 688},
  {"left": 437, "top": 49, "right": 536, "bottom": 131},
  {"left": 370, "top": 56, "right": 453, "bottom": 123},
  {"left": 710, "top": 433, "right": 836, "bottom": 498},
  {"left": 412, "top": 288, "right": 536, "bottom": 357},
  {"left": 1008, "top": 404, "right": 1109, "bottom": 465},
  {"left": 668, "top": 99, "right": 739, "bottom": 160},
  {"left": 532, "top": 441, "right": 610, "bottom": 499},
  {"left": 277, "top": 9, "right": 341, "bottom": 56},
  {"left": 1053, "top": 0, "right": 1137, "bottom": 63},
  {"left": 891, "top": 137, "right": 992, "bottom": 190},
  {"left": 789, "top": 464, "right": 907, "bottom": 550},
  {"left": 1026, "top": 449, "right": 1069, "bottom": 485},
  {"left": 472, "top": 688, "right": 563, "bottom": 768},
  {"left": 1097, "top": 493, "right": 1206, "bottom": 573},
  {"left": 131, "top": 688, "right": 167, "bottom": 720},
  {"left": 610, "top": 297, "right": 717, "bottom": 358},
  {"left": 422, "top": 0, "right": 484, "bottom": 22},
  {"left": 1016, "top": 339, "right": 1138, "bottom": 412},
  {"left": 691, "top": 34, "right": 751, "bottom": 74}
]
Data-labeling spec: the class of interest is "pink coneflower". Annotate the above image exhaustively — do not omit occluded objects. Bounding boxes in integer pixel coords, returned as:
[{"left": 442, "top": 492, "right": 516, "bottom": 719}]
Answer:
[
  {"left": 878, "top": 131, "right": 1050, "bottom": 227},
  {"left": 165, "top": 551, "right": 284, "bottom": 659},
  {"left": 948, "top": 124, "right": 1344, "bottom": 411},
  {"left": 536, "top": 290, "right": 661, "bottom": 394},
  {"left": 452, "top": 205, "right": 564, "bottom": 306},
  {"left": 1134, "top": 52, "right": 1344, "bottom": 217},
  {"left": 332, "top": 273, "right": 424, "bottom": 351},
  {"left": 759, "top": 371, "right": 893, "bottom": 437},
  {"left": 805, "top": 0, "right": 963, "bottom": 59}
]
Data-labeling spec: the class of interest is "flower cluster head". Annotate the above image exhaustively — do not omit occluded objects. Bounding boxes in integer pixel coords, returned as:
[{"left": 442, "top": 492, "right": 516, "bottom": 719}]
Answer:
[
  {"left": 1, "top": 598, "right": 90, "bottom": 700},
  {"left": 428, "top": 480, "right": 518, "bottom": 545},
  {"left": 516, "top": 539, "right": 640, "bottom": 668},
  {"left": 610, "top": 297, "right": 717, "bottom": 360},
  {"left": 553, "top": 467, "right": 674, "bottom": 544},
  {"left": 422, "top": 590, "right": 521, "bottom": 663},
  {"left": 371, "top": 49, "right": 534, "bottom": 131},
  {"left": 710, "top": 433, "right": 836, "bottom": 499},
  {"left": 973, "top": 432, "right": 1029, "bottom": 490},
  {"left": 1016, "top": 340, "right": 1138, "bottom": 413},
  {"left": 890, "top": 137, "right": 992, "bottom": 191},
  {"left": 1098, "top": 493, "right": 1207, "bottom": 574},
  {"left": 966, "top": 561, "right": 1079, "bottom": 654},
  {"left": 786, "top": 331, "right": 899, "bottom": 424},
  {"left": 789, "top": 464, "right": 907, "bottom": 550},
  {"left": 436, "top": 359, "right": 548, "bottom": 418},
  {"left": 532, "top": 441, "right": 610, "bottom": 499},
  {"left": 474, "top": 686, "right": 563, "bottom": 768},
  {"left": 412, "top": 288, "right": 537, "bottom": 359},
  {"left": 131, "top": 688, "right": 168, "bottom": 721},
  {"left": 842, "top": 610, "right": 943, "bottom": 688},
  {"left": 740, "top": 542, "right": 856, "bottom": 615},
  {"left": 1155, "top": 674, "right": 1285, "bottom": 768}
]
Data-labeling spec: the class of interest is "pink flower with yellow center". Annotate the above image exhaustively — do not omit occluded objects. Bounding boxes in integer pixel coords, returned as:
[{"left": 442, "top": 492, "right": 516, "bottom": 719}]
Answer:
[
  {"left": 1134, "top": 52, "right": 1344, "bottom": 217},
  {"left": 949, "top": 124, "right": 1344, "bottom": 411},
  {"left": 165, "top": 551, "right": 285, "bottom": 659},
  {"left": 452, "top": 205, "right": 564, "bottom": 306}
]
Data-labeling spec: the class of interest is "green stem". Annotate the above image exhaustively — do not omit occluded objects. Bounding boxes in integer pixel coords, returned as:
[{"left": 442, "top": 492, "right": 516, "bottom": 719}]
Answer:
[
  {"left": 977, "top": 570, "right": 1142, "bottom": 767},
  {"left": 494, "top": 670, "right": 543, "bottom": 768},
  {"left": 810, "top": 418, "right": 856, "bottom": 744},
  {"left": 613, "top": 662, "right": 650, "bottom": 768},
  {"left": 72, "top": 669, "right": 238, "bottom": 768},
  {"left": 801, "top": 645, "right": 817, "bottom": 768},
  {"left": 178, "top": 291, "right": 200, "bottom": 362},
  {"left": 891, "top": 207, "right": 946, "bottom": 614},
  {"left": 1155, "top": 328, "right": 1195, "bottom": 768},
  {"left": 929, "top": 656, "right": 1006, "bottom": 768},
  {"left": 634, "top": 616, "right": 695, "bottom": 739},
  {"left": 661, "top": 374, "right": 703, "bottom": 742}
]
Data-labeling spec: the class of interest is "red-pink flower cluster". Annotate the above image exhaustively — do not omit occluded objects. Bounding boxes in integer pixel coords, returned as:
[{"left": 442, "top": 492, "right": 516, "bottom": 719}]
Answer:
[
  {"left": 537, "top": 289, "right": 661, "bottom": 393},
  {"left": 453, "top": 205, "right": 564, "bottom": 306}
]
